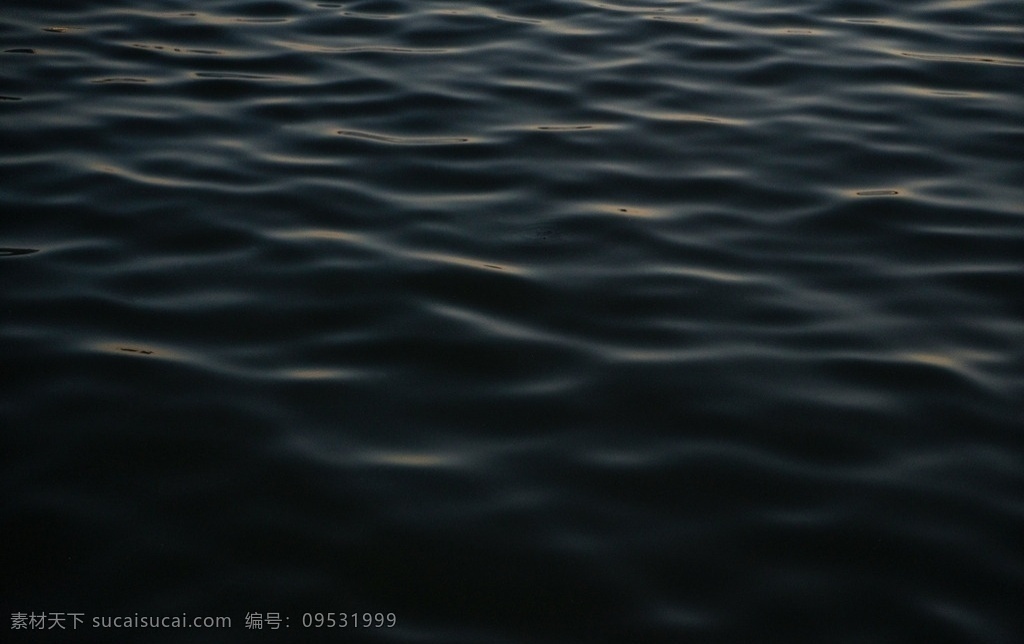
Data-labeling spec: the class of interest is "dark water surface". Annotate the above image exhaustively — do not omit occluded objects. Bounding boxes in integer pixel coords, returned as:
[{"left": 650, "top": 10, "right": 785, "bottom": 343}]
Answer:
[{"left": 3, "top": 0, "right": 1023, "bottom": 641}]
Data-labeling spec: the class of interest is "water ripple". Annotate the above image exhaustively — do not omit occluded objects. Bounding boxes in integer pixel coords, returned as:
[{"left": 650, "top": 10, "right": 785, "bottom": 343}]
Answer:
[{"left": 3, "top": 0, "right": 1022, "bottom": 641}]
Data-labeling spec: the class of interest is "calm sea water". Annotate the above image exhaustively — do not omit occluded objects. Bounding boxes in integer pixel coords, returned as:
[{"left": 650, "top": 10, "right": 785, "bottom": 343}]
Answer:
[{"left": 3, "top": 0, "right": 1022, "bottom": 642}]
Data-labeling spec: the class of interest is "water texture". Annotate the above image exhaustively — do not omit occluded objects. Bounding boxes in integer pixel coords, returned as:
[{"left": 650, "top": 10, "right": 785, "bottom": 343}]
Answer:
[{"left": 3, "top": 0, "right": 1023, "bottom": 642}]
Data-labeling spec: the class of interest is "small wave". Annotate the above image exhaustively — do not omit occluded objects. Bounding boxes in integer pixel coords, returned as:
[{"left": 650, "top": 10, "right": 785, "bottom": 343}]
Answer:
[
  {"left": 335, "top": 129, "right": 471, "bottom": 145},
  {"left": 855, "top": 189, "right": 900, "bottom": 197},
  {"left": 326, "top": 46, "right": 450, "bottom": 55},
  {"left": 0, "top": 247, "right": 39, "bottom": 257},
  {"left": 91, "top": 77, "right": 149, "bottom": 84},
  {"left": 130, "top": 43, "right": 222, "bottom": 55},
  {"left": 193, "top": 71, "right": 289, "bottom": 80},
  {"left": 900, "top": 51, "right": 1024, "bottom": 66}
]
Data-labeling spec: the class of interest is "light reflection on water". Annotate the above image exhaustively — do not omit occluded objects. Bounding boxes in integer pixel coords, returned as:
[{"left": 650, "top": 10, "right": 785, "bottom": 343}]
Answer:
[{"left": 3, "top": 0, "right": 1022, "bottom": 642}]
